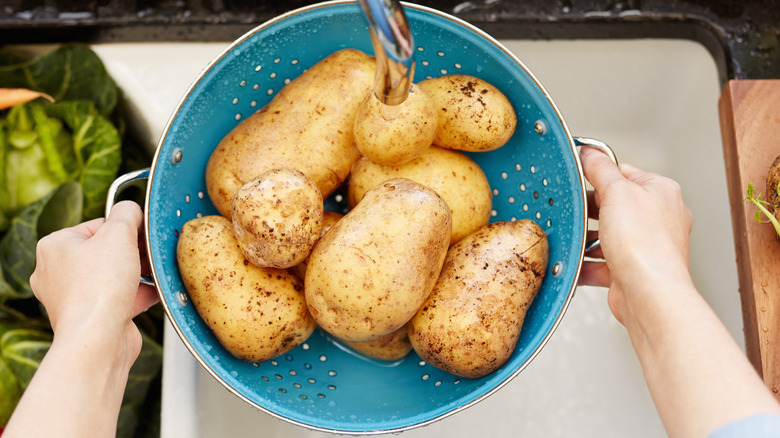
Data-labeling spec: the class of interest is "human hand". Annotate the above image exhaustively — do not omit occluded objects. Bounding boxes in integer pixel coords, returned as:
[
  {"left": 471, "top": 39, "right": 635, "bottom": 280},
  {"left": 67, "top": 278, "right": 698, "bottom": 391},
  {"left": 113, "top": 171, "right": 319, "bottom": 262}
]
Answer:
[
  {"left": 29, "top": 200, "right": 158, "bottom": 361},
  {"left": 577, "top": 147, "right": 693, "bottom": 324}
]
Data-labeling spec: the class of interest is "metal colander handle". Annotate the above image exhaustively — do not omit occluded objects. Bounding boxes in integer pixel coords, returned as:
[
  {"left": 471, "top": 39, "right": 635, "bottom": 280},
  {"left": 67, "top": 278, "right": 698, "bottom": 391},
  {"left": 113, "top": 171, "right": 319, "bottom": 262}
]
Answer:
[
  {"left": 105, "top": 168, "right": 155, "bottom": 286},
  {"left": 573, "top": 137, "right": 618, "bottom": 252}
]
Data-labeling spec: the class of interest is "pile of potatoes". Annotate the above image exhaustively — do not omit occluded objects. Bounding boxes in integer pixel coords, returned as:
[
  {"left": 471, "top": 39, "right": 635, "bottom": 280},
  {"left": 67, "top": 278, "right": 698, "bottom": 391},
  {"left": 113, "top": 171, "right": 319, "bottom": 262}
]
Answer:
[{"left": 176, "top": 48, "right": 549, "bottom": 379}]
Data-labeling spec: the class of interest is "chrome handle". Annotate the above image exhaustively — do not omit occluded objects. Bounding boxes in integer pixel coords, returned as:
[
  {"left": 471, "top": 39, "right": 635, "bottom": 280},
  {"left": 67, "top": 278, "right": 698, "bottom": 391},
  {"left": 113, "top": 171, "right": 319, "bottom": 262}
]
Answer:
[
  {"left": 573, "top": 137, "right": 618, "bottom": 253},
  {"left": 105, "top": 168, "right": 155, "bottom": 287},
  {"left": 357, "top": 0, "right": 415, "bottom": 106}
]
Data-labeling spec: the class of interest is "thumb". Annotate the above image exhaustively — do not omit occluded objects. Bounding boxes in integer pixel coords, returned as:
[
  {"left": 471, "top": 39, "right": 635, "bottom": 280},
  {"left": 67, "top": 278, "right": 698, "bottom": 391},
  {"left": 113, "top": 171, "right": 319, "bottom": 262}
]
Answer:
[{"left": 580, "top": 146, "right": 624, "bottom": 192}]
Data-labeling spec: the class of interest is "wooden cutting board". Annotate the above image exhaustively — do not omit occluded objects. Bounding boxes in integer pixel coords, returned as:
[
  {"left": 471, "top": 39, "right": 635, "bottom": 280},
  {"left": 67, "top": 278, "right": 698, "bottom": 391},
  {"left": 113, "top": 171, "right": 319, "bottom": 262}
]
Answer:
[{"left": 719, "top": 79, "right": 780, "bottom": 400}]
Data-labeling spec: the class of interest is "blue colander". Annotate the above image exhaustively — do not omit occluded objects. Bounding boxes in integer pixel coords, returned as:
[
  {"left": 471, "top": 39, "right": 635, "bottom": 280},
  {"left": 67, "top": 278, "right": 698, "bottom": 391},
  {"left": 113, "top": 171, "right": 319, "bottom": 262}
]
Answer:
[{"left": 108, "top": 0, "right": 615, "bottom": 434}]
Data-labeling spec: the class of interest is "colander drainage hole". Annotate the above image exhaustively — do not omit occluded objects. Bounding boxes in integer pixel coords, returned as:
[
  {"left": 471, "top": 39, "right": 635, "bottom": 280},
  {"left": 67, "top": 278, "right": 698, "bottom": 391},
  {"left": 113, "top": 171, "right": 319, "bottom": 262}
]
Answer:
[{"left": 328, "top": 370, "right": 337, "bottom": 377}]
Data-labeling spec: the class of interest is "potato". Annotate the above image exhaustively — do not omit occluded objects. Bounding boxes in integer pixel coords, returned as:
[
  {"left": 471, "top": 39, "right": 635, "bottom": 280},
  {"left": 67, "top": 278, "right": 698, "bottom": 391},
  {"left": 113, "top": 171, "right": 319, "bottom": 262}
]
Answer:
[
  {"left": 305, "top": 178, "right": 452, "bottom": 341},
  {"left": 766, "top": 154, "right": 780, "bottom": 224},
  {"left": 348, "top": 146, "right": 492, "bottom": 244},
  {"left": 177, "top": 215, "right": 316, "bottom": 362},
  {"left": 338, "top": 323, "right": 412, "bottom": 361},
  {"left": 418, "top": 74, "right": 516, "bottom": 152},
  {"left": 206, "top": 48, "right": 376, "bottom": 219},
  {"left": 408, "top": 219, "right": 548, "bottom": 378},
  {"left": 288, "top": 210, "right": 343, "bottom": 280},
  {"left": 353, "top": 83, "right": 437, "bottom": 165},
  {"left": 232, "top": 168, "right": 323, "bottom": 269}
]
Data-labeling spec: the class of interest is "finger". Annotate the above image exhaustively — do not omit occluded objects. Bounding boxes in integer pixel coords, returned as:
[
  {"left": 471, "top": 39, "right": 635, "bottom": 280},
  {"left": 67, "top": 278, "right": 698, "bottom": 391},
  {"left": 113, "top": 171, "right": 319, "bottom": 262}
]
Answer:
[
  {"left": 133, "top": 284, "right": 160, "bottom": 317},
  {"left": 618, "top": 162, "right": 664, "bottom": 189},
  {"left": 578, "top": 260, "right": 611, "bottom": 287},
  {"left": 580, "top": 146, "right": 624, "bottom": 192},
  {"left": 67, "top": 217, "right": 106, "bottom": 240},
  {"left": 107, "top": 200, "right": 143, "bottom": 228},
  {"left": 99, "top": 201, "right": 144, "bottom": 243}
]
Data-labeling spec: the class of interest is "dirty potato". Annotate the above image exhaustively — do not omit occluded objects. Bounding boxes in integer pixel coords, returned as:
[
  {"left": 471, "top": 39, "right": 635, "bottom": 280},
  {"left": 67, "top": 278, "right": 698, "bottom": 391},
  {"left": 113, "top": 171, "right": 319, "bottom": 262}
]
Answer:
[
  {"left": 408, "top": 219, "right": 548, "bottom": 378},
  {"left": 418, "top": 74, "right": 516, "bottom": 152},
  {"left": 305, "top": 178, "right": 451, "bottom": 341},
  {"left": 206, "top": 48, "right": 375, "bottom": 219},
  {"left": 288, "top": 210, "right": 343, "bottom": 280},
  {"left": 348, "top": 146, "right": 492, "bottom": 244},
  {"left": 177, "top": 215, "right": 316, "bottom": 362},
  {"left": 232, "top": 168, "right": 323, "bottom": 269}
]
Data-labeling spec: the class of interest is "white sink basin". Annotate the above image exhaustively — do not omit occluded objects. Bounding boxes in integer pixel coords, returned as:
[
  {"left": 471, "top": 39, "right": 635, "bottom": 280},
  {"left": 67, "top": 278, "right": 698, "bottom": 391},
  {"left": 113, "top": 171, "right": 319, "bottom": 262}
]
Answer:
[{"left": 87, "top": 37, "right": 733, "bottom": 437}]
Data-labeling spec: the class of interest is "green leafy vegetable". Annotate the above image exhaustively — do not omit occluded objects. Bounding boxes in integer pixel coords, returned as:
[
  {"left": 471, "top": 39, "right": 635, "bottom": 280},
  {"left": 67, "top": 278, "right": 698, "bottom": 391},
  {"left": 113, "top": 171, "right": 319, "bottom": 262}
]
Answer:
[
  {"left": 0, "top": 322, "right": 24, "bottom": 427},
  {"left": 0, "top": 44, "right": 160, "bottom": 437},
  {"left": 743, "top": 183, "right": 780, "bottom": 237},
  {"left": 0, "top": 353, "right": 22, "bottom": 426},
  {"left": 48, "top": 101, "right": 122, "bottom": 218},
  {"left": 0, "top": 101, "right": 120, "bottom": 220},
  {"left": 0, "top": 328, "right": 52, "bottom": 389},
  {"left": 0, "top": 45, "right": 119, "bottom": 116},
  {"left": 0, "top": 182, "right": 82, "bottom": 301}
]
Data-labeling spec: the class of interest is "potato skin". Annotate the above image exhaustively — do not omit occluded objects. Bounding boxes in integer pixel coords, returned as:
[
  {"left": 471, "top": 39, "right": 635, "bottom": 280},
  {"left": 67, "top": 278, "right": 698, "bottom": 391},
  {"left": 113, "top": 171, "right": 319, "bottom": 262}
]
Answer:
[
  {"left": 354, "top": 83, "right": 437, "bottom": 166},
  {"left": 177, "top": 215, "right": 316, "bottom": 362},
  {"left": 408, "top": 219, "right": 548, "bottom": 378},
  {"left": 288, "top": 210, "right": 343, "bottom": 281},
  {"left": 348, "top": 146, "right": 492, "bottom": 244},
  {"left": 232, "top": 168, "right": 323, "bottom": 269},
  {"left": 766, "top": 154, "right": 780, "bottom": 223},
  {"left": 305, "top": 178, "right": 452, "bottom": 341},
  {"left": 206, "top": 49, "right": 375, "bottom": 219},
  {"left": 418, "top": 74, "right": 516, "bottom": 152},
  {"left": 338, "top": 323, "right": 413, "bottom": 361}
]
